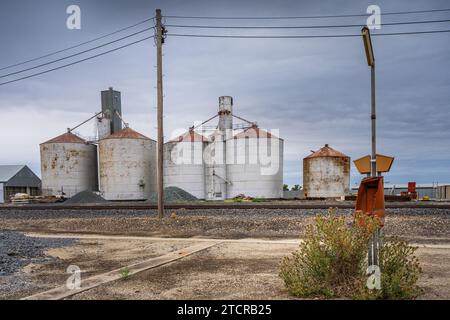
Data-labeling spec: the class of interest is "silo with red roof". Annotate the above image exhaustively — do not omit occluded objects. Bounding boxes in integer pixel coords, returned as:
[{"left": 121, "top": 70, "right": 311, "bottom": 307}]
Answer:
[{"left": 40, "top": 130, "right": 98, "bottom": 197}]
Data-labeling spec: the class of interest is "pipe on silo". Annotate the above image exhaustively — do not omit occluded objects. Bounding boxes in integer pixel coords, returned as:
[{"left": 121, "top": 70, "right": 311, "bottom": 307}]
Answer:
[{"left": 218, "top": 96, "right": 233, "bottom": 131}]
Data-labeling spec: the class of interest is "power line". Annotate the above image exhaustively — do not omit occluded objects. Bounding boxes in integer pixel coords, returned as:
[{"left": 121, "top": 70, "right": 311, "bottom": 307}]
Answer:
[
  {"left": 0, "top": 36, "right": 154, "bottom": 87},
  {"left": 2, "top": 27, "right": 449, "bottom": 87},
  {"left": 0, "top": 27, "right": 154, "bottom": 79},
  {"left": 165, "top": 18, "right": 450, "bottom": 29},
  {"left": 0, "top": 17, "right": 155, "bottom": 72},
  {"left": 167, "top": 29, "right": 450, "bottom": 39},
  {"left": 163, "top": 8, "right": 450, "bottom": 20}
]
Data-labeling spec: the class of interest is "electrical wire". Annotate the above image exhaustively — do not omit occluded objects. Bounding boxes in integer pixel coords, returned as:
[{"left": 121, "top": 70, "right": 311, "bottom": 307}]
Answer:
[
  {"left": 2, "top": 12, "right": 450, "bottom": 87},
  {"left": 165, "top": 18, "right": 450, "bottom": 29},
  {"left": 0, "top": 27, "right": 154, "bottom": 79},
  {"left": 0, "top": 16, "right": 155, "bottom": 71},
  {"left": 0, "top": 36, "right": 154, "bottom": 87},
  {"left": 167, "top": 29, "right": 450, "bottom": 39},
  {"left": 163, "top": 8, "right": 450, "bottom": 20}
]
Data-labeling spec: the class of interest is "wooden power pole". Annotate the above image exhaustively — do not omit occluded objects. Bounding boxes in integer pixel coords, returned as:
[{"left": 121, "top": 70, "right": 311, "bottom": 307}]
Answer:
[{"left": 156, "top": 9, "right": 164, "bottom": 219}]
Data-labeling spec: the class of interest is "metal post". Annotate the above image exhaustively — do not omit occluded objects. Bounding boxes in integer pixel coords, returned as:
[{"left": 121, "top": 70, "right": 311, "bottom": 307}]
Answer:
[
  {"left": 156, "top": 9, "right": 164, "bottom": 219},
  {"left": 370, "top": 62, "right": 379, "bottom": 266},
  {"left": 371, "top": 62, "right": 377, "bottom": 177}
]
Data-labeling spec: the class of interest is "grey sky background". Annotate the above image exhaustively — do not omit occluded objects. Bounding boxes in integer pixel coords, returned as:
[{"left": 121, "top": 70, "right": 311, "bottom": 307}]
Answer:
[{"left": 0, "top": 0, "right": 449, "bottom": 187}]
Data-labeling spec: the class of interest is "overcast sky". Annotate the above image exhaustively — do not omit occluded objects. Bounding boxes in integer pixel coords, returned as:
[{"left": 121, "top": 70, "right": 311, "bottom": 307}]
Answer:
[{"left": 0, "top": 0, "right": 449, "bottom": 187}]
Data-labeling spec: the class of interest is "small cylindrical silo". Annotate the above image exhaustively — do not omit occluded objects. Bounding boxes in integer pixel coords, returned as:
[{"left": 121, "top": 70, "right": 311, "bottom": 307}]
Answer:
[
  {"left": 40, "top": 131, "right": 98, "bottom": 197},
  {"left": 226, "top": 125, "right": 284, "bottom": 199},
  {"left": 164, "top": 129, "right": 208, "bottom": 199},
  {"left": 99, "top": 127, "right": 156, "bottom": 200},
  {"left": 303, "top": 144, "right": 350, "bottom": 198}
]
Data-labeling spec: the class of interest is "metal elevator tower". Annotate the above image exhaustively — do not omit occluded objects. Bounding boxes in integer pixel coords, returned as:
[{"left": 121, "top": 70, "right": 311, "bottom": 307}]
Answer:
[{"left": 101, "top": 87, "right": 122, "bottom": 134}]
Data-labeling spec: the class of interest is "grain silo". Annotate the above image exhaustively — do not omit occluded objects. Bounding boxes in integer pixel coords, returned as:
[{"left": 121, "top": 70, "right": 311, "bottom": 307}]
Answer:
[
  {"left": 160, "top": 96, "right": 284, "bottom": 200},
  {"left": 164, "top": 129, "right": 208, "bottom": 199},
  {"left": 99, "top": 126, "right": 156, "bottom": 200},
  {"left": 40, "top": 131, "right": 98, "bottom": 197},
  {"left": 226, "top": 125, "right": 284, "bottom": 199},
  {"left": 303, "top": 144, "right": 350, "bottom": 198}
]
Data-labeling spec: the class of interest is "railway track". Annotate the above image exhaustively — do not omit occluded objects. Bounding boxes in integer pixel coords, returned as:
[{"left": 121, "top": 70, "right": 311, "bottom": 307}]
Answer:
[{"left": 1, "top": 202, "right": 450, "bottom": 210}]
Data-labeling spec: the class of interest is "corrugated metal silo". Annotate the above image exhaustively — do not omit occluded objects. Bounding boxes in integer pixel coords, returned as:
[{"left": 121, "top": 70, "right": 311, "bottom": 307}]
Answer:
[
  {"left": 40, "top": 131, "right": 98, "bottom": 197},
  {"left": 303, "top": 144, "right": 350, "bottom": 198},
  {"left": 205, "top": 130, "right": 229, "bottom": 200},
  {"left": 226, "top": 125, "right": 284, "bottom": 199},
  {"left": 99, "top": 127, "right": 156, "bottom": 200},
  {"left": 164, "top": 130, "right": 208, "bottom": 199},
  {"left": 204, "top": 96, "right": 234, "bottom": 200}
]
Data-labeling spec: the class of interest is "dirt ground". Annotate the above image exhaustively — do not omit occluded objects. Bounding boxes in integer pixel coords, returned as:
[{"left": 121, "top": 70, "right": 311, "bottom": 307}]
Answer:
[
  {"left": 0, "top": 237, "right": 195, "bottom": 300},
  {"left": 1, "top": 207, "right": 450, "bottom": 300},
  {"left": 0, "top": 234, "right": 448, "bottom": 300}
]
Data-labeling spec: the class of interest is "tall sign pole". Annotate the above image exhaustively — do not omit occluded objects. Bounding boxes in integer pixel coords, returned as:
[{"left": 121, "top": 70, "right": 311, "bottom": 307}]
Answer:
[
  {"left": 362, "top": 26, "right": 381, "bottom": 266},
  {"left": 362, "top": 27, "right": 376, "bottom": 177},
  {"left": 156, "top": 9, "right": 164, "bottom": 219}
]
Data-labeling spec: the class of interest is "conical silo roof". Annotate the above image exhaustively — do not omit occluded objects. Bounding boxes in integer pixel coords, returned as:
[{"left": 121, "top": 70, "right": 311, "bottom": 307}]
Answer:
[
  {"left": 41, "top": 132, "right": 86, "bottom": 145},
  {"left": 101, "top": 127, "right": 152, "bottom": 140},
  {"left": 233, "top": 125, "right": 280, "bottom": 140},
  {"left": 168, "top": 130, "right": 209, "bottom": 143},
  {"left": 305, "top": 144, "right": 349, "bottom": 159}
]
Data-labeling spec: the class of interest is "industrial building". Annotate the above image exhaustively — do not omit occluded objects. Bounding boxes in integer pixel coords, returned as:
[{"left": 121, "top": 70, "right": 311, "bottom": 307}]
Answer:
[
  {"left": 40, "top": 87, "right": 157, "bottom": 201},
  {"left": 436, "top": 185, "right": 450, "bottom": 200},
  {"left": 164, "top": 96, "right": 284, "bottom": 200},
  {"left": 351, "top": 183, "right": 450, "bottom": 199},
  {"left": 0, "top": 165, "right": 41, "bottom": 203},
  {"left": 40, "top": 91, "right": 283, "bottom": 201},
  {"left": 303, "top": 144, "right": 350, "bottom": 198}
]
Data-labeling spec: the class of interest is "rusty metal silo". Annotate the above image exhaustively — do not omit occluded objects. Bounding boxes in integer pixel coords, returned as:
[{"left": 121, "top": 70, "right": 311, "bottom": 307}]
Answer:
[
  {"left": 303, "top": 144, "right": 350, "bottom": 198},
  {"left": 99, "top": 127, "right": 156, "bottom": 200},
  {"left": 40, "top": 131, "right": 98, "bottom": 197}
]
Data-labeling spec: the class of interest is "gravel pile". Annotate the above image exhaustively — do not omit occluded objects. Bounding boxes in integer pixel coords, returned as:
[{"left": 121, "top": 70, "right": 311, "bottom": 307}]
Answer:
[
  {"left": 64, "top": 190, "right": 108, "bottom": 205},
  {"left": 0, "top": 231, "right": 76, "bottom": 276},
  {"left": 147, "top": 186, "right": 198, "bottom": 203}
]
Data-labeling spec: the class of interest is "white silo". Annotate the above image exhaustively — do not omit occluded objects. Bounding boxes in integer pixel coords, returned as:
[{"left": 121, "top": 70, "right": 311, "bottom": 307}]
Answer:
[
  {"left": 99, "top": 127, "right": 156, "bottom": 200},
  {"left": 164, "top": 130, "right": 208, "bottom": 199},
  {"left": 303, "top": 144, "right": 350, "bottom": 198},
  {"left": 226, "top": 125, "right": 284, "bottom": 199},
  {"left": 40, "top": 130, "right": 98, "bottom": 197}
]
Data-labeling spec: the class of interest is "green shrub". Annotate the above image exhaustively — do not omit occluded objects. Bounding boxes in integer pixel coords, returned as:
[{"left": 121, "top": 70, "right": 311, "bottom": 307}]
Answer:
[
  {"left": 378, "top": 238, "right": 422, "bottom": 299},
  {"left": 279, "top": 210, "right": 422, "bottom": 299}
]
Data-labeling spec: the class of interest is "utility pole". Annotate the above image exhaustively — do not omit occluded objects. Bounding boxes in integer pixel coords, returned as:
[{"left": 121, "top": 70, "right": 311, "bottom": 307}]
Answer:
[{"left": 156, "top": 9, "right": 164, "bottom": 219}]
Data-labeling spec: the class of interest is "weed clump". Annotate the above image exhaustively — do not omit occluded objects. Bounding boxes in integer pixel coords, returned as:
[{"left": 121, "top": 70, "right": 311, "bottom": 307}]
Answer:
[{"left": 279, "top": 210, "right": 422, "bottom": 299}]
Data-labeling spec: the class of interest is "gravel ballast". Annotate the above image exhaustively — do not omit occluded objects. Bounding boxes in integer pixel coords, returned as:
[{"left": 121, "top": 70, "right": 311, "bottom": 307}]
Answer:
[
  {"left": 0, "top": 231, "right": 77, "bottom": 296},
  {"left": 0, "top": 231, "right": 76, "bottom": 276},
  {"left": 1, "top": 207, "right": 450, "bottom": 240}
]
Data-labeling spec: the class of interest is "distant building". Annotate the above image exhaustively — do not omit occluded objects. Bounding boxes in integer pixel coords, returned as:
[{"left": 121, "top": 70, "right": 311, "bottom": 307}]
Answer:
[
  {"left": 436, "top": 185, "right": 450, "bottom": 200},
  {"left": 351, "top": 183, "right": 450, "bottom": 199},
  {"left": 0, "top": 165, "right": 41, "bottom": 203}
]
